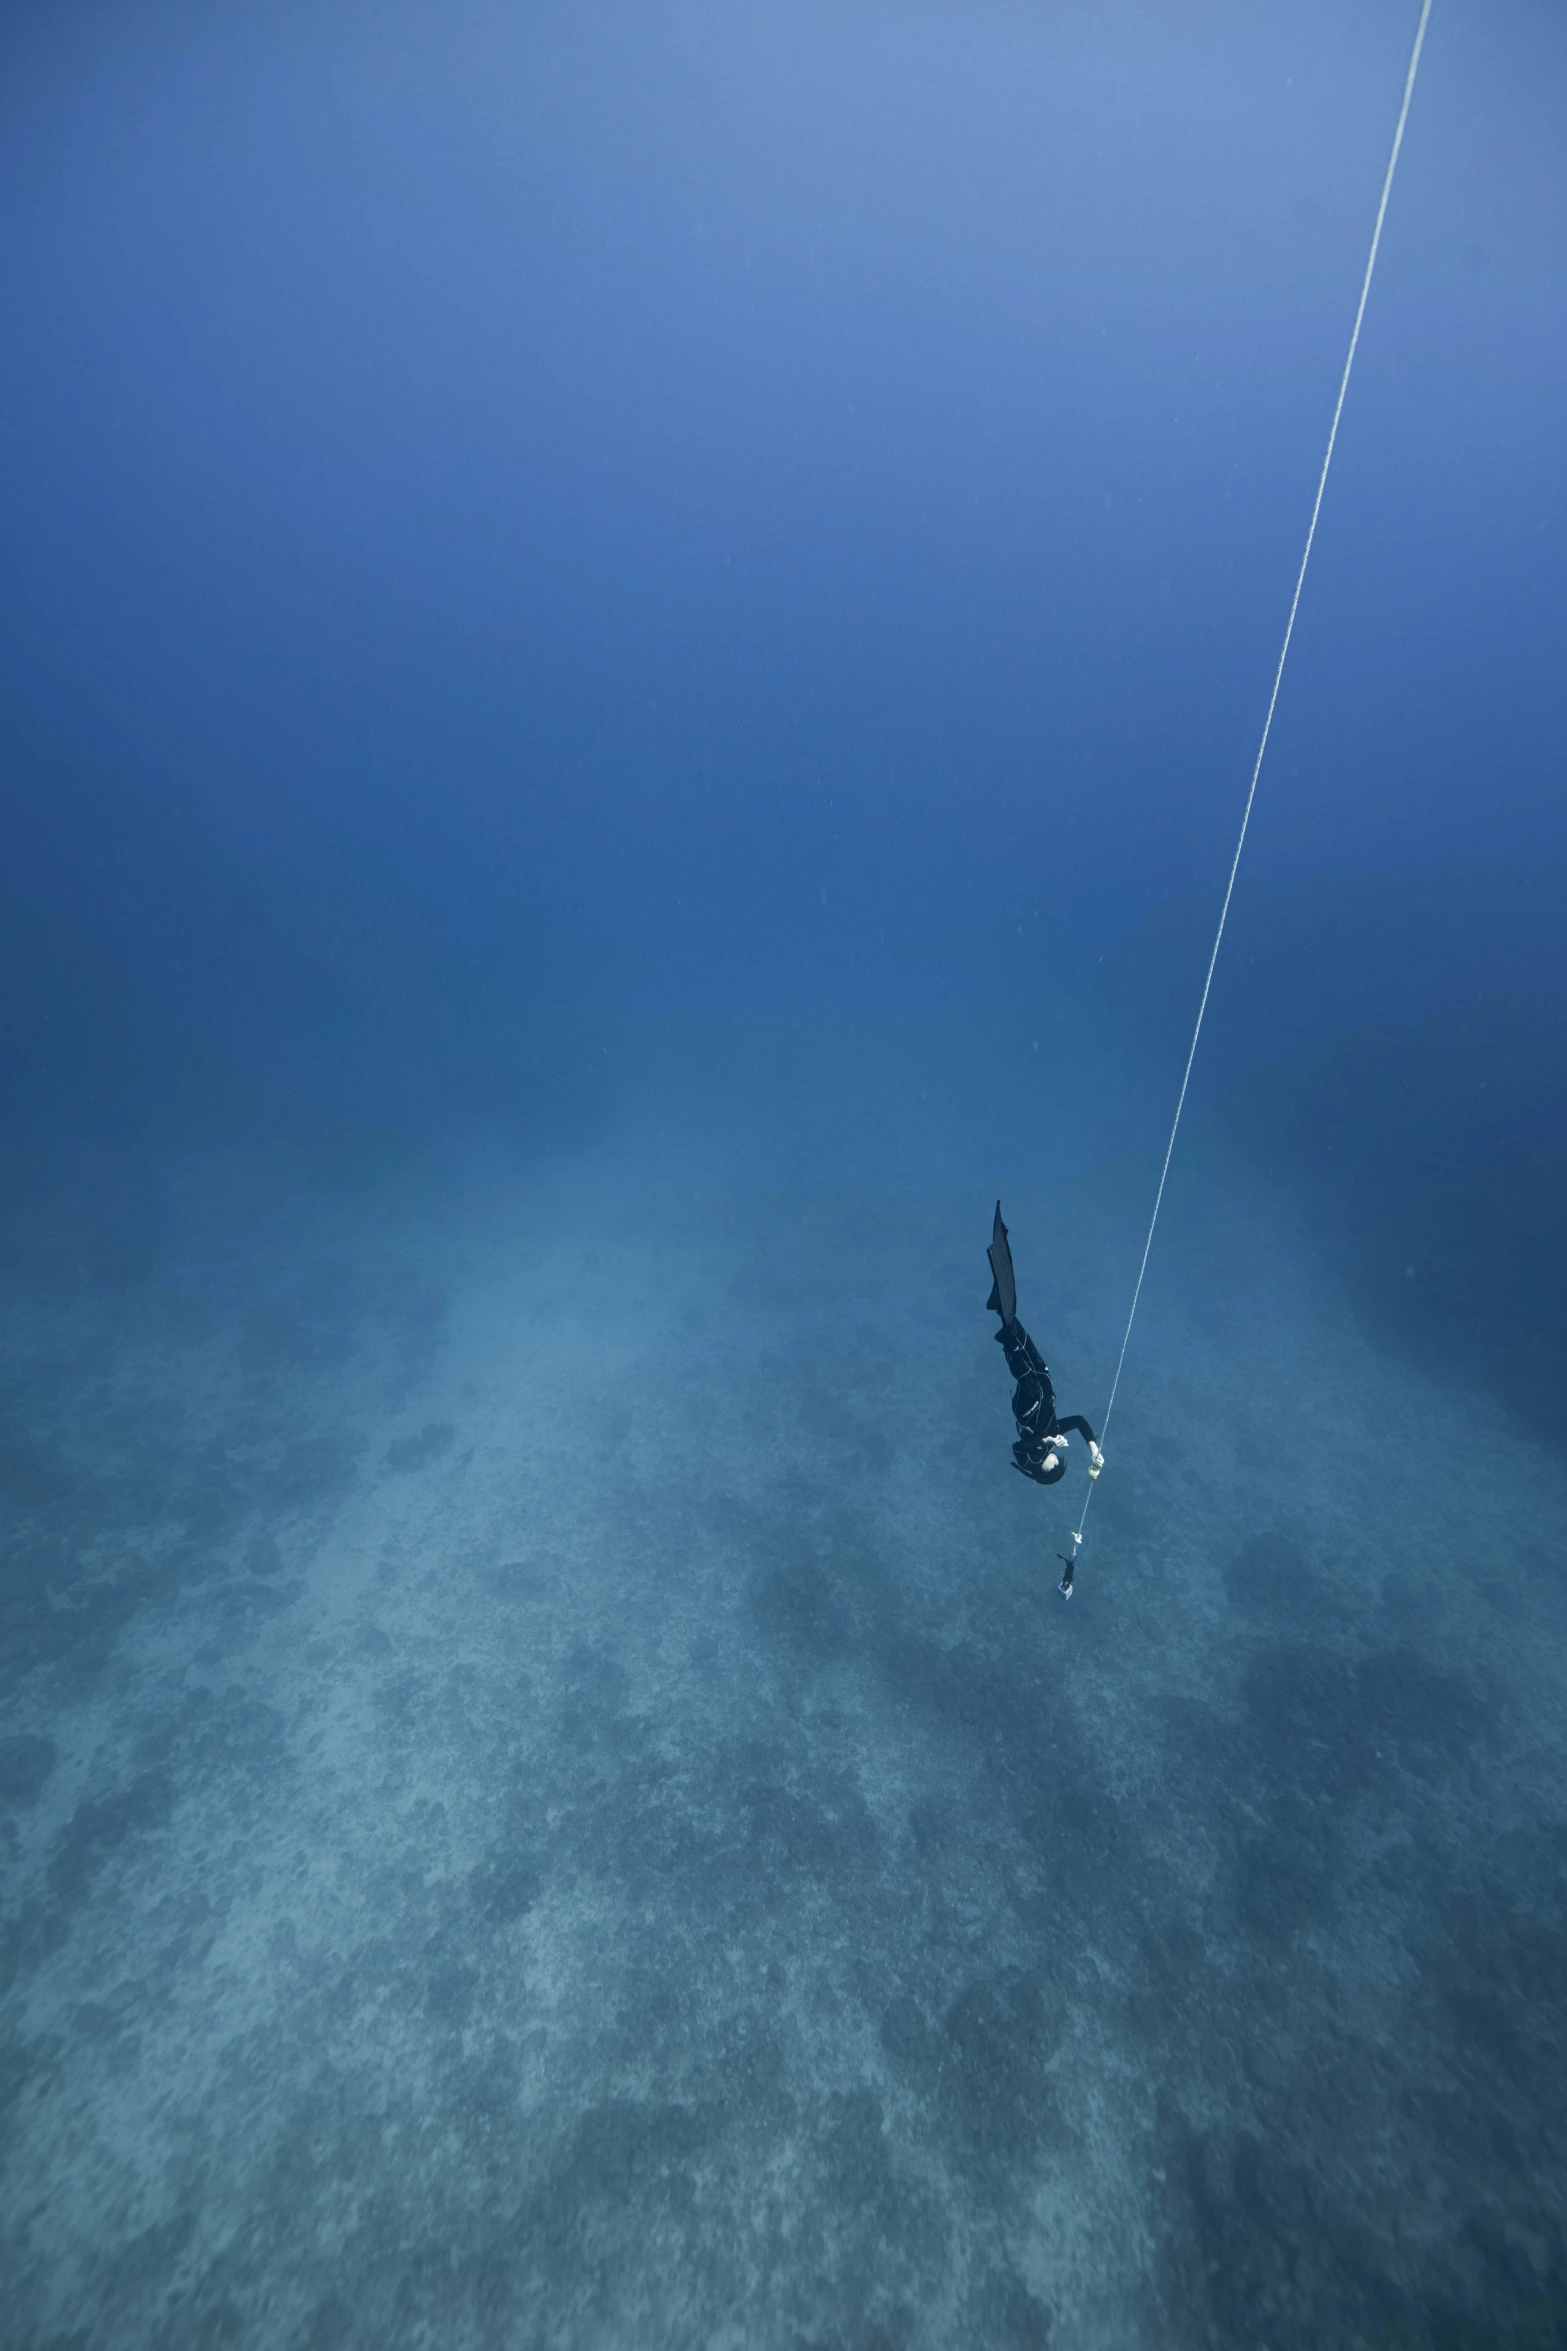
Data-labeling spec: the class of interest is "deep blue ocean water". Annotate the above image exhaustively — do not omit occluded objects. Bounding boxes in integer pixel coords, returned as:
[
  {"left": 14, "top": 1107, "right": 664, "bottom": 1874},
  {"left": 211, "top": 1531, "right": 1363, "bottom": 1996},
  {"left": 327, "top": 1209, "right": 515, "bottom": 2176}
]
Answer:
[{"left": 2, "top": 3, "right": 1565, "bottom": 2343}]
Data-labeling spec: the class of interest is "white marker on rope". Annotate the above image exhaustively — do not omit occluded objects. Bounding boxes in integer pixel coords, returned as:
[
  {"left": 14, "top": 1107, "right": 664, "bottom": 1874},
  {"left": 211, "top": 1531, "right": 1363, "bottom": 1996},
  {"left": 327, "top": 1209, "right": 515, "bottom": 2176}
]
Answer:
[{"left": 1068, "top": 0, "right": 1433, "bottom": 1578}]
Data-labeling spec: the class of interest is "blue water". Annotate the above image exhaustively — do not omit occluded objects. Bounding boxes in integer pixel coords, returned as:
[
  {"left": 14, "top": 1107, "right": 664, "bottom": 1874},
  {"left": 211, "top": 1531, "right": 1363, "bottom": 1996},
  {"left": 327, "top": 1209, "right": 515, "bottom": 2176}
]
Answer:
[{"left": 2, "top": 3, "right": 1566, "bottom": 2343}]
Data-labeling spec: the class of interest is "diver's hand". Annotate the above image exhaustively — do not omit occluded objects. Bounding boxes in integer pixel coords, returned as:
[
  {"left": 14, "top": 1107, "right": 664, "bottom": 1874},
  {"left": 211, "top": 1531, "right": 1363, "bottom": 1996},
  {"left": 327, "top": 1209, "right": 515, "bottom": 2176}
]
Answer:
[
  {"left": 1041, "top": 1450, "right": 1060, "bottom": 1476},
  {"left": 1088, "top": 1442, "right": 1104, "bottom": 1477}
]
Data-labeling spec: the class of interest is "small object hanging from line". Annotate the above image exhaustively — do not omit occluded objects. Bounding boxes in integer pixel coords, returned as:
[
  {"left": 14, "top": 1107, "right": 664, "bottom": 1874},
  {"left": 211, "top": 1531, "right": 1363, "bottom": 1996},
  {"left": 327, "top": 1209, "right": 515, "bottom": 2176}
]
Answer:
[{"left": 1004, "top": 0, "right": 1433, "bottom": 1597}]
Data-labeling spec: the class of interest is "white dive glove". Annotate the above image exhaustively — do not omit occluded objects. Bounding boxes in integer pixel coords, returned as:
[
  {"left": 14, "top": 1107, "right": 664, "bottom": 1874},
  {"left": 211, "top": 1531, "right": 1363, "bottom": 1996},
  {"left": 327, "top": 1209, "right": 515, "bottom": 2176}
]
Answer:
[
  {"left": 1041, "top": 1450, "right": 1060, "bottom": 1475},
  {"left": 1088, "top": 1442, "right": 1105, "bottom": 1476}
]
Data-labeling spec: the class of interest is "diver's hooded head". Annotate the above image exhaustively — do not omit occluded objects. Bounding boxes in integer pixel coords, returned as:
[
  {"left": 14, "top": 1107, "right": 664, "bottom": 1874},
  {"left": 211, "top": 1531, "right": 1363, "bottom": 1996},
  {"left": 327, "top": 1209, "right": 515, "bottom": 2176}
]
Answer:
[{"left": 1013, "top": 1443, "right": 1066, "bottom": 1486}]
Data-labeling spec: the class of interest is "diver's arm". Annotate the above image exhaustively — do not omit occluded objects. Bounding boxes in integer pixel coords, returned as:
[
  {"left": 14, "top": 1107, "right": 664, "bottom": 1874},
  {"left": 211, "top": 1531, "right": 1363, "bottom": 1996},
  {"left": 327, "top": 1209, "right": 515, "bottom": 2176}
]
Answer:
[{"left": 1054, "top": 1415, "right": 1105, "bottom": 1472}]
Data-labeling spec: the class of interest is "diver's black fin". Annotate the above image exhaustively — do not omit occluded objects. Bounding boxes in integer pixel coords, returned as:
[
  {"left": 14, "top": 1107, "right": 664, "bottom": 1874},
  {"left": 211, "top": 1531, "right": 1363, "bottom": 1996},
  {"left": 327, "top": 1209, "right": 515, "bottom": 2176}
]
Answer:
[{"left": 986, "top": 1199, "right": 1017, "bottom": 1327}]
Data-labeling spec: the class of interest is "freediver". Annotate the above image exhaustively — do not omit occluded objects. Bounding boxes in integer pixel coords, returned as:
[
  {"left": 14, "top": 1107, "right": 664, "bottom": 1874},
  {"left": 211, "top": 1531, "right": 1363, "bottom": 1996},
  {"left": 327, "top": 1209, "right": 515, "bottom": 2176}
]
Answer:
[{"left": 986, "top": 1200, "right": 1103, "bottom": 1597}]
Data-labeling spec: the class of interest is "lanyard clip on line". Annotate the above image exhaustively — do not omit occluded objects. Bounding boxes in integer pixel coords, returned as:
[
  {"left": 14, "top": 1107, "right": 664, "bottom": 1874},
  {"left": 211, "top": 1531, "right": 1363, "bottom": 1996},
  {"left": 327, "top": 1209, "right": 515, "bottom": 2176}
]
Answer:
[{"left": 1061, "top": 0, "right": 1432, "bottom": 1592}]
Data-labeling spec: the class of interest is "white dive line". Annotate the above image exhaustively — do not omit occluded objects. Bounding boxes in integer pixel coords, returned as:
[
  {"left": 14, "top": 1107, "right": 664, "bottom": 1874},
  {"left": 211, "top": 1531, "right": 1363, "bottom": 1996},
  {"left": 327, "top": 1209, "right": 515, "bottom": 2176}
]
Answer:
[{"left": 1073, "top": 0, "right": 1433, "bottom": 1553}]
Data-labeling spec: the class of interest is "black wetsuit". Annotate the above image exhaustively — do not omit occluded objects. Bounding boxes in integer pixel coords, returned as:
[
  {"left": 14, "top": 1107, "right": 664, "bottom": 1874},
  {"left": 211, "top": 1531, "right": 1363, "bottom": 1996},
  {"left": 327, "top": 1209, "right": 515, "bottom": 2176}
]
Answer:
[
  {"left": 997, "top": 1319, "right": 1097, "bottom": 1486},
  {"left": 985, "top": 1200, "right": 1097, "bottom": 1488}
]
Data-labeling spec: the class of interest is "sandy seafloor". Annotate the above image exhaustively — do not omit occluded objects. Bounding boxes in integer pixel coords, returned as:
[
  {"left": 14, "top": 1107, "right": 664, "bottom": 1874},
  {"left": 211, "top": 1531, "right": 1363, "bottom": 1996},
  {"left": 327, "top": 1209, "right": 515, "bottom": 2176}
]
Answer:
[{"left": 3, "top": 1074, "right": 1566, "bottom": 2351}]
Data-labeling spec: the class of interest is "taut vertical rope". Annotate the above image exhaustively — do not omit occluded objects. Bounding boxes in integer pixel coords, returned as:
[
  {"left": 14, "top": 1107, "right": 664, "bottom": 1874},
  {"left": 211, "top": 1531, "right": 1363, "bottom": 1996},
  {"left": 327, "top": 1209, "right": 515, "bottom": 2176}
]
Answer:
[{"left": 1069, "top": 0, "right": 1433, "bottom": 1572}]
